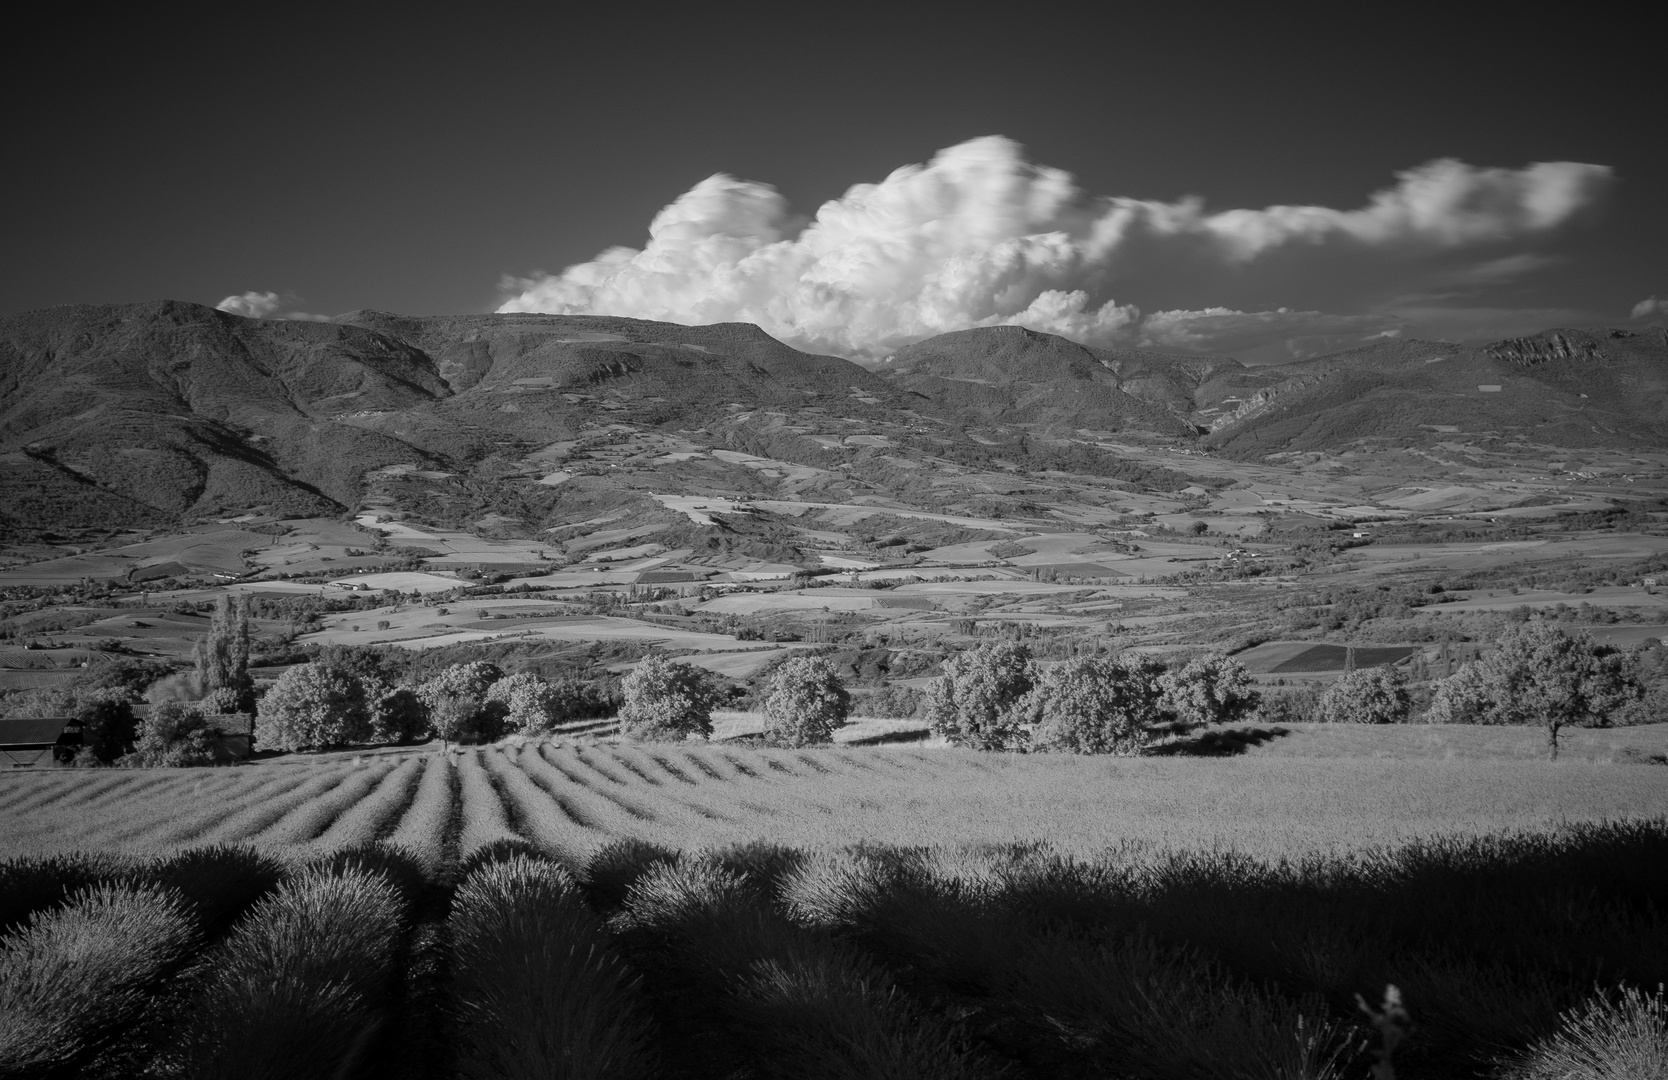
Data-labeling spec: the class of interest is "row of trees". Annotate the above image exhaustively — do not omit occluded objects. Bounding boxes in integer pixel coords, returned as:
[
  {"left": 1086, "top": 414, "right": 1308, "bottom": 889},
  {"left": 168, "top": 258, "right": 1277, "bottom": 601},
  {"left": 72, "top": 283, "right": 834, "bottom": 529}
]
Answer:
[
  {"left": 1274, "top": 618, "right": 1652, "bottom": 757},
  {"left": 258, "top": 657, "right": 610, "bottom": 751},
  {"left": 921, "top": 644, "right": 1260, "bottom": 753}
]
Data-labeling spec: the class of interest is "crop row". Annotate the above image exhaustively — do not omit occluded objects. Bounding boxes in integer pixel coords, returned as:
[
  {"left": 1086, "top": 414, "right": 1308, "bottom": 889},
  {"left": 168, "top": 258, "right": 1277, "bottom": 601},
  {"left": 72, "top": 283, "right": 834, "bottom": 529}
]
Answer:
[{"left": 4, "top": 820, "right": 1666, "bottom": 1078}]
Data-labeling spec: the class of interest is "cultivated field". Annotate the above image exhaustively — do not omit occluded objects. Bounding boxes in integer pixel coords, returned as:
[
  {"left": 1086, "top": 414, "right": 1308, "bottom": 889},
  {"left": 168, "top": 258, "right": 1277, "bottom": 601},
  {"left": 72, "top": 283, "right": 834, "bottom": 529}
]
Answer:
[
  {"left": 3, "top": 753, "right": 1665, "bottom": 1079},
  {"left": 5, "top": 731, "right": 1667, "bottom": 864}
]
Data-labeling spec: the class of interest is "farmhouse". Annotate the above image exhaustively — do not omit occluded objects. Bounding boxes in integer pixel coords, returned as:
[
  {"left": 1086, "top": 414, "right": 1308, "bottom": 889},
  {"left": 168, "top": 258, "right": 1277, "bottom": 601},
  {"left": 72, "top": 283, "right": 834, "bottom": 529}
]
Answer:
[{"left": 0, "top": 716, "right": 81, "bottom": 767}]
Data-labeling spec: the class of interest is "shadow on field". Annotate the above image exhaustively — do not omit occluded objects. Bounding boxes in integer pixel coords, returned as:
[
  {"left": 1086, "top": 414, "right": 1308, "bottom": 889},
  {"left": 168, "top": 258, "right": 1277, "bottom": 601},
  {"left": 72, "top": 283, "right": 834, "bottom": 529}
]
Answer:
[{"left": 1147, "top": 725, "right": 1291, "bottom": 756}]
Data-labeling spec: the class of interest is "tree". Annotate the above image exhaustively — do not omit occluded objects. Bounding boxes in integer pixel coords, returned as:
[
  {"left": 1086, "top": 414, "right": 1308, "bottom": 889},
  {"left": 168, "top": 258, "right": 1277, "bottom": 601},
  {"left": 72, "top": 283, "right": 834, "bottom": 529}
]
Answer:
[
  {"left": 1160, "top": 653, "right": 1261, "bottom": 728},
  {"left": 1190, "top": 520, "right": 1209, "bottom": 536},
  {"left": 618, "top": 656, "right": 720, "bottom": 742},
  {"left": 128, "top": 702, "right": 216, "bottom": 767},
  {"left": 257, "top": 661, "right": 373, "bottom": 751},
  {"left": 371, "top": 687, "right": 428, "bottom": 744},
  {"left": 1023, "top": 655, "right": 1166, "bottom": 755},
  {"left": 1318, "top": 665, "right": 1412, "bottom": 725},
  {"left": 417, "top": 662, "right": 507, "bottom": 745},
  {"left": 1427, "top": 620, "right": 1643, "bottom": 758},
  {"left": 76, "top": 692, "right": 138, "bottom": 763},
  {"left": 763, "top": 656, "right": 851, "bottom": 747},
  {"left": 310, "top": 645, "right": 424, "bottom": 744},
  {"left": 486, "top": 673, "right": 568, "bottom": 735},
  {"left": 923, "top": 642, "right": 1034, "bottom": 750},
  {"left": 195, "top": 594, "right": 251, "bottom": 708}
]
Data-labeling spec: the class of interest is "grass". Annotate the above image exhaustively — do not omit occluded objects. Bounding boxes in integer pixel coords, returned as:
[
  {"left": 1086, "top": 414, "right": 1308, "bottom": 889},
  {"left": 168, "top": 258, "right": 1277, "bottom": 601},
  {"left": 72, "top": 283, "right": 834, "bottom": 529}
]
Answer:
[
  {"left": 450, "top": 852, "right": 656, "bottom": 1080},
  {"left": 0, "top": 882, "right": 198, "bottom": 1075}
]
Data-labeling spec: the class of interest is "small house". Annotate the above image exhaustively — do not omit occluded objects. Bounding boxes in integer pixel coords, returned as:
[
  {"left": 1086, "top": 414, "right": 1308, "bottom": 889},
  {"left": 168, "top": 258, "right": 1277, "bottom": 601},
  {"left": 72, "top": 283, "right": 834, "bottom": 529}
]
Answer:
[{"left": 0, "top": 716, "right": 82, "bottom": 767}]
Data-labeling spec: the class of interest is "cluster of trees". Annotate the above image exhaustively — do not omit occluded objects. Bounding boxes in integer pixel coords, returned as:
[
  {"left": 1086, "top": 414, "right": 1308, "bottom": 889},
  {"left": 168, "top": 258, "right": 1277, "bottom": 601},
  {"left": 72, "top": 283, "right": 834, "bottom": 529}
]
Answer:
[
  {"left": 1270, "top": 618, "right": 1654, "bottom": 757},
  {"left": 922, "top": 643, "right": 1261, "bottom": 754},
  {"left": 258, "top": 656, "right": 609, "bottom": 752}
]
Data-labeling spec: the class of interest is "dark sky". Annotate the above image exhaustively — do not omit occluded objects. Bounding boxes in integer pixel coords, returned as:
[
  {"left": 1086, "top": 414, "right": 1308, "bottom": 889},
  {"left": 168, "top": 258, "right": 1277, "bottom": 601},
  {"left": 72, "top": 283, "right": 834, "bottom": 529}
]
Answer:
[{"left": 6, "top": 7, "right": 1662, "bottom": 359}]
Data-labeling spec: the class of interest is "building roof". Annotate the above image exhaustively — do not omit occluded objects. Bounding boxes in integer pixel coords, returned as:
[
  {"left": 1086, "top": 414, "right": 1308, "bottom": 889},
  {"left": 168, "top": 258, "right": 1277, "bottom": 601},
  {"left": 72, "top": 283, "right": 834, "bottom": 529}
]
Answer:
[{"left": 0, "top": 716, "right": 77, "bottom": 747}]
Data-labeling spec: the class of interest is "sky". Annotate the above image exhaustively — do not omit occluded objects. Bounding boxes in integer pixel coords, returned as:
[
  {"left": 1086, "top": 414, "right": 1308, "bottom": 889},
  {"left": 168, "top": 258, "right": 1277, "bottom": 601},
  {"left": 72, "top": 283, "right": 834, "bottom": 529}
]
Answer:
[{"left": 6, "top": 7, "right": 1663, "bottom": 365}]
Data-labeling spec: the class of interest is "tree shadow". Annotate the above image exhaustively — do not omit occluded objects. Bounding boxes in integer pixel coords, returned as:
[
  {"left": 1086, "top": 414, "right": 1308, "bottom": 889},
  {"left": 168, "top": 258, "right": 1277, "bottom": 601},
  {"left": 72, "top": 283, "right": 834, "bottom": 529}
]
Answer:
[{"left": 1147, "top": 725, "right": 1291, "bottom": 757}]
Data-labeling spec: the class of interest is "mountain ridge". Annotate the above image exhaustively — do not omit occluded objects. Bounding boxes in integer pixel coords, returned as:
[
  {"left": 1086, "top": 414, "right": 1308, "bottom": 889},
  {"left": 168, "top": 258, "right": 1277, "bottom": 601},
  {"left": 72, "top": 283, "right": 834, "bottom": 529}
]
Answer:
[{"left": 3, "top": 301, "right": 1664, "bottom": 540}]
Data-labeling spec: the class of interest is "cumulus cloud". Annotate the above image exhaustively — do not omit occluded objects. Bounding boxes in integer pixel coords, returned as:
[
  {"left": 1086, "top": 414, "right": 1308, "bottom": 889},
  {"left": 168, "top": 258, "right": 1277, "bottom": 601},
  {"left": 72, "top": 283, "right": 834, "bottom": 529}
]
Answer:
[
  {"left": 216, "top": 290, "right": 282, "bottom": 318},
  {"left": 1632, "top": 296, "right": 1668, "bottom": 320},
  {"left": 497, "top": 137, "right": 1612, "bottom": 359},
  {"left": 215, "top": 290, "right": 332, "bottom": 321}
]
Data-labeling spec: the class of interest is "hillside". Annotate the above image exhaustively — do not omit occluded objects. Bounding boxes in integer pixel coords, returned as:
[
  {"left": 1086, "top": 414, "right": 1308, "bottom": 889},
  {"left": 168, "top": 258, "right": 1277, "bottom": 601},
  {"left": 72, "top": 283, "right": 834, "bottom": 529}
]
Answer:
[
  {"left": 1199, "top": 328, "right": 1668, "bottom": 455},
  {"left": 878, "top": 325, "right": 1235, "bottom": 436},
  {"left": 0, "top": 302, "right": 909, "bottom": 536},
  {"left": 4, "top": 303, "right": 1665, "bottom": 550}
]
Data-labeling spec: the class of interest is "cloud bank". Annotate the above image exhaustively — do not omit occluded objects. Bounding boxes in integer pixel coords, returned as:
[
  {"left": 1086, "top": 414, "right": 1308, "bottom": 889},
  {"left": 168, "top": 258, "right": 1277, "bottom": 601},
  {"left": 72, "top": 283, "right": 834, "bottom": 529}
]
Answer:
[
  {"left": 497, "top": 137, "right": 1612, "bottom": 360},
  {"left": 1633, "top": 296, "right": 1668, "bottom": 320}
]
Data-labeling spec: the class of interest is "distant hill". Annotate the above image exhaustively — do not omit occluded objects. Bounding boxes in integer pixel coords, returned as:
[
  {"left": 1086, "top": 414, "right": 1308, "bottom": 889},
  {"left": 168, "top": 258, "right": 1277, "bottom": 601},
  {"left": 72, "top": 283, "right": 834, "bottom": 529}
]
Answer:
[
  {"left": 877, "top": 325, "right": 1236, "bottom": 436},
  {"left": 3, "top": 301, "right": 1664, "bottom": 539},
  {"left": 0, "top": 302, "right": 903, "bottom": 532},
  {"left": 1196, "top": 328, "right": 1668, "bottom": 456}
]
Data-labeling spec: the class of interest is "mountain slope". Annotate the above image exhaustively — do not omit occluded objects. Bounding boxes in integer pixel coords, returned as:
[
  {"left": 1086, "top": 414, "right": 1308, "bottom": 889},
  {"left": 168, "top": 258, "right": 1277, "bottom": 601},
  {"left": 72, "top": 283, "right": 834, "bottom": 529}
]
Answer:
[
  {"left": 877, "top": 325, "right": 1238, "bottom": 435},
  {"left": 0, "top": 302, "right": 905, "bottom": 532},
  {"left": 1198, "top": 328, "right": 1668, "bottom": 455}
]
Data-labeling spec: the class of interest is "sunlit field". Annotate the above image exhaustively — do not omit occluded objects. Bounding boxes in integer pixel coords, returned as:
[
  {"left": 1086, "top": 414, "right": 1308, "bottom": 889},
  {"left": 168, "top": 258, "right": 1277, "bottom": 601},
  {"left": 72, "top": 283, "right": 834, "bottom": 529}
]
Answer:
[{"left": 4, "top": 734, "right": 1667, "bottom": 864}]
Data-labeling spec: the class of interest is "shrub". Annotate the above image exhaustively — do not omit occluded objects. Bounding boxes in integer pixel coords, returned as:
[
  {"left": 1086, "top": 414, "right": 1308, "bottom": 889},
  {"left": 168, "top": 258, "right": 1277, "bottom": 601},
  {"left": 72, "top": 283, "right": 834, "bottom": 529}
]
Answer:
[
  {"left": 1427, "top": 619, "right": 1645, "bottom": 756},
  {"left": 763, "top": 656, "right": 851, "bottom": 747},
  {"left": 486, "top": 672, "right": 567, "bottom": 735},
  {"left": 1317, "top": 666, "right": 1412, "bottom": 725},
  {"left": 1505, "top": 984, "right": 1667, "bottom": 1079},
  {"left": 1024, "top": 655, "right": 1167, "bottom": 755},
  {"left": 418, "top": 661, "right": 507, "bottom": 744},
  {"left": 0, "top": 883, "right": 198, "bottom": 1074},
  {"left": 127, "top": 701, "right": 216, "bottom": 766},
  {"left": 175, "top": 866, "right": 407, "bottom": 1078},
  {"left": 1160, "top": 653, "right": 1261, "bottom": 728},
  {"left": 582, "top": 837, "right": 681, "bottom": 912},
  {"left": 619, "top": 857, "right": 989, "bottom": 1079},
  {"left": 923, "top": 642, "right": 1034, "bottom": 750},
  {"left": 0, "top": 852, "right": 124, "bottom": 936},
  {"left": 257, "top": 661, "right": 373, "bottom": 751},
  {"left": 451, "top": 854, "right": 656, "bottom": 1080},
  {"left": 618, "top": 656, "right": 720, "bottom": 742}
]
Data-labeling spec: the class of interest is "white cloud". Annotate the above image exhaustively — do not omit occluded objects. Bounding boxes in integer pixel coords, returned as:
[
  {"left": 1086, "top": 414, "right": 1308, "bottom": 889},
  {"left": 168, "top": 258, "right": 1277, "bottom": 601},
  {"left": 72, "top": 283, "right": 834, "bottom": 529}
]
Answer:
[
  {"left": 214, "top": 291, "right": 331, "bottom": 322},
  {"left": 216, "top": 291, "right": 282, "bottom": 318},
  {"left": 1632, "top": 296, "right": 1668, "bottom": 320},
  {"left": 497, "top": 137, "right": 1612, "bottom": 359}
]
